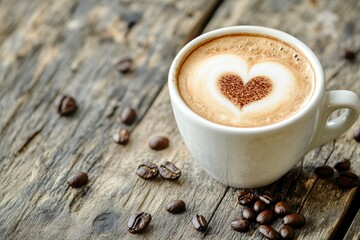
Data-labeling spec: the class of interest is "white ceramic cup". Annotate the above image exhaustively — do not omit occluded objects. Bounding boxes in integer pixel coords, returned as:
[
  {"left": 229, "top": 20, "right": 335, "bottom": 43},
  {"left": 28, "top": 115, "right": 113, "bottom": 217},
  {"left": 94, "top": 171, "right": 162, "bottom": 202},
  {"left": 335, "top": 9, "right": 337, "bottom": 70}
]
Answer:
[{"left": 168, "top": 26, "right": 360, "bottom": 188}]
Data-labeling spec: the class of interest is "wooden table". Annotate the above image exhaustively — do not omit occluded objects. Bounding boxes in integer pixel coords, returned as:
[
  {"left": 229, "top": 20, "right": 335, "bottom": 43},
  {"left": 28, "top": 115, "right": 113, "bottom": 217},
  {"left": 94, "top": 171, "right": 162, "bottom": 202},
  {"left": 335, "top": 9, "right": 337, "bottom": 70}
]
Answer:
[{"left": 1, "top": 0, "right": 359, "bottom": 239}]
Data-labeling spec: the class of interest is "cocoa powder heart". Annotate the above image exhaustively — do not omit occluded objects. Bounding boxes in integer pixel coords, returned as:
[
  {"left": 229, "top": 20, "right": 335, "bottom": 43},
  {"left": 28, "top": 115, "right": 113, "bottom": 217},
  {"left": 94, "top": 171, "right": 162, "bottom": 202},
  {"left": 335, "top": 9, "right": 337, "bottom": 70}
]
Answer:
[{"left": 218, "top": 74, "right": 272, "bottom": 108}]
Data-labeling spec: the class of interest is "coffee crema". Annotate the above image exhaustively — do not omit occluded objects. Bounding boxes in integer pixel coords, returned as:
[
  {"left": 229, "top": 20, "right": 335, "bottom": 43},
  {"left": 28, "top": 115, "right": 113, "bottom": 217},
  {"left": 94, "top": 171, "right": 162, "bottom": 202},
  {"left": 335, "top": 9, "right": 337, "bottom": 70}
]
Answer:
[{"left": 177, "top": 33, "right": 315, "bottom": 127}]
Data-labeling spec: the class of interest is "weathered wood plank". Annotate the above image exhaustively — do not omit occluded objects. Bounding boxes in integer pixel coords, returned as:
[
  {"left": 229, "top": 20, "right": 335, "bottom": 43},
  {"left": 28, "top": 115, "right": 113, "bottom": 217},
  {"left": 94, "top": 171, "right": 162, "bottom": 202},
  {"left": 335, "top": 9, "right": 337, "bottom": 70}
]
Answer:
[
  {"left": 344, "top": 208, "right": 360, "bottom": 240},
  {"left": 0, "top": 0, "right": 222, "bottom": 239},
  {"left": 201, "top": 0, "right": 360, "bottom": 239}
]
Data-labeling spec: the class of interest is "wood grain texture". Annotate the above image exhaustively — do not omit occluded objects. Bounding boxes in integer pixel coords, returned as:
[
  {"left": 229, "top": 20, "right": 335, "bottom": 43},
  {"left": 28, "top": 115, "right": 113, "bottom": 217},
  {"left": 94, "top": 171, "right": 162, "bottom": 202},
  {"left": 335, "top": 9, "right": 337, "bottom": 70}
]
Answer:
[
  {"left": 0, "top": 0, "right": 222, "bottom": 239},
  {"left": 344, "top": 209, "right": 360, "bottom": 240},
  {"left": 0, "top": 0, "right": 360, "bottom": 239}
]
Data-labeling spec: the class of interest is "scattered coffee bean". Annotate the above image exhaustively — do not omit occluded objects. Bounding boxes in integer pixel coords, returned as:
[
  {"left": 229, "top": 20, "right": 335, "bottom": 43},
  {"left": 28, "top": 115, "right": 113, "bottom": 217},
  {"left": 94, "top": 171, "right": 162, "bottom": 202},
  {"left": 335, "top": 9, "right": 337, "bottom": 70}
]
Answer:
[
  {"left": 149, "top": 136, "right": 169, "bottom": 151},
  {"left": 254, "top": 200, "right": 267, "bottom": 213},
  {"left": 116, "top": 57, "right": 133, "bottom": 73},
  {"left": 256, "top": 209, "right": 274, "bottom": 225},
  {"left": 341, "top": 49, "right": 356, "bottom": 61},
  {"left": 120, "top": 107, "right": 136, "bottom": 125},
  {"left": 192, "top": 214, "right": 208, "bottom": 232},
  {"left": 337, "top": 171, "right": 360, "bottom": 189},
  {"left": 274, "top": 201, "right": 291, "bottom": 216},
  {"left": 166, "top": 200, "right": 186, "bottom": 214},
  {"left": 236, "top": 190, "right": 255, "bottom": 206},
  {"left": 127, "top": 212, "right": 151, "bottom": 234},
  {"left": 55, "top": 95, "right": 77, "bottom": 116},
  {"left": 283, "top": 213, "right": 306, "bottom": 229},
  {"left": 136, "top": 162, "right": 159, "bottom": 180},
  {"left": 258, "top": 225, "right": 280, "bottom": 240},
  {"left": 314, "top": 165, "right": 334, "bottom": 178},
  {"left": 159, "top": 161, "right": 181, "bottom": 180},
  {"left": 242, "top": 207, "right": 257, "bottom": 221},
  {"left": 230, "top": 217, "right": 250, "bottom": 232},
  {"left": 280, "top": 225, "right": 295, "bottom": 240},
  {"left": 259, "top": 193, "right": 275, "bottom": 205},
  {"left": 334, "top": 159, "right": 351, "bottom": 172},
  {"left": 112, "top": 128, "right": 130, "bottom": 145},
  {"left": 67, "top": 171, "right": 88, "bottom": 188},
  {"left": 354, "top": 129, "right": 360, "bottom": 142}
]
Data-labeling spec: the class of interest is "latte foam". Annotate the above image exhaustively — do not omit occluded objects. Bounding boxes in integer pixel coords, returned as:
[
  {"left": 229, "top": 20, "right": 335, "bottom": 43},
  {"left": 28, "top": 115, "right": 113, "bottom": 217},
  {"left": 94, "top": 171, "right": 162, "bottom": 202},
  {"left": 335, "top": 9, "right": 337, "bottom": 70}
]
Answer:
[{"left": 177, "top": 34, "right": 315, "bottom": 127}]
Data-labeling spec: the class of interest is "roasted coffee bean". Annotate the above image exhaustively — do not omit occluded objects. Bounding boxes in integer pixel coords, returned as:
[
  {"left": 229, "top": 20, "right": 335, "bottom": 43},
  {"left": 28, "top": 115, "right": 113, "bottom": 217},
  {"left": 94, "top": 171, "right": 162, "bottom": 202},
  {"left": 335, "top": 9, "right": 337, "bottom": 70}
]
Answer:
[
  {"left": 55, "top": 95, "right": 77, "bottom": 116},
  {"left": 259, "top": 193, "right": 275, "bottom": 205},
  {"left": 280, "top": 226, "right": 295, "bottom": 239},
  {"left": 127, "top": 212, "right": 151, "bottom": 234},
  {"left": 274, "top": 201, "right": 291, "bottom": 216},
  {"left": 159, "top": 161, "right": 181, "bottom": 180},
  {"left": 166, "top": 200, "right": 186, "bottom": 214},
  {"left": 136, "top": 162, "right": 159, "bottom": 180},
  {"left": 112, "top": 128, "right": 130, "bottom": 145},
  {"left": 254, "top": 200, "right": 267, "bottom": 213},
  {"left": 337, "top": 171, "right": 360, "bottom": 189},
  {"left": 283, "top": 213, "right": 306, "bottom": 228},
  {"left": 120, "top": 107, "right": 136, "bottom": 125},
  {"left": 230, "top": 217, "right": 250, "bottom": 232},
  {"left": 236, "top": 190, "right": 255, "bottom": 206},
  {"left": 354, "top": 129, "right": 360, "bottom": 142},
  {"left": 314, "top": 165, "right": 334, "bottom": 178},
  {"left": 149, "top": 136, "right": 169, "bottom": 151},
  {"left": 341, "top": 49, "right": 356, "bottom": 61},
  {"left": 67, "top": 171, "right": 88, "bottom": 188},
  {"left": 192, "top": 214, "right": 208, "bottom": 232},
  {"left": 116, "top": 57, "right": 133, "bottom": 73},
  {"left": 258, "top": 225, "right": 280, "bottom": 240},
  {"left": 242, "top": 208, "right": 257, "bottom": 221},
  {"left": 334, "top": 159, "right": 351, "bottom": 172},
  {"left": 256, "top": 209, "right": 274, "bottom": 225}
]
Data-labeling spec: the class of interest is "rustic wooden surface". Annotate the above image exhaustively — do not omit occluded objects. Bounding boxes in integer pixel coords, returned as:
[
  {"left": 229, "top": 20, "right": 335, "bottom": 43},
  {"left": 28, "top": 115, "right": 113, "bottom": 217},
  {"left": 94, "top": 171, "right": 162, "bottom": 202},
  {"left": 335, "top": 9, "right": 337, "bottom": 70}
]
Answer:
[{"left": 0, "top": 0, "right": 359, "bottom": 239}]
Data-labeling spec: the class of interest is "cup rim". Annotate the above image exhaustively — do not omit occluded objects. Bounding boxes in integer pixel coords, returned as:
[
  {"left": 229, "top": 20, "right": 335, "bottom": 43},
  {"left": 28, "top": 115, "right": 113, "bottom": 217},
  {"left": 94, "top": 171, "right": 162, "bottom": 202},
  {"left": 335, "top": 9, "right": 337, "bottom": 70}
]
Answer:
[{"left": 168, "top": 26, "right": 324, "bottom": 133}]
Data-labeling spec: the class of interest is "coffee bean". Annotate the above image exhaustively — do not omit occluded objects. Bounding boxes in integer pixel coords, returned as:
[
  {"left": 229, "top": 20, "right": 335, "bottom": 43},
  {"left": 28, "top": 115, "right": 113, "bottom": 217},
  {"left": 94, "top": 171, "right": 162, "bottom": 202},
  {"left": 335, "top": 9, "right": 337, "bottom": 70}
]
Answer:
[
  {"left": 254, "top": 200, "right": 267, "bottom": 213},
  {"left": 55, "top": 95, "right": 77, "bottom": 116},
  {"left": 192, "top": 214, "right": 208, "bottom": 232},
  {"left": 120, "top": 107, "right": 136, "bottom": 125},
  {"left": 236, "top": 190, "right": 255, "bottom": 205},
  {"left": 259, "top": 193, "right": 275, "bottom": 205},
  {"left": 256, "top": 209, "right": 274, "bottom": 225},
  {"left": 159, "top": 161, "right": 181, "bottom": 180},
  {"left": 230, "top": 217, "right": 250, "bottom": 232},
  {"left": 314, "top": 165, "right": 334, "bottom": 178},
  {"left": 258, "top": 225, "right": 280, "bottom": 240},
  {"left": 116, "top": 57, "right": 133, "bottom": 73},
  {"left": 274, "top": 201, "right": 291, "bottom": 216},
  {"left": 341, "top": 49, "right": 356, "bottom": 61},
  {"left": 67, "top": 171, "right": 88, "bottom": 188},
  {"left": 149, "top": 136, "right": 169, "bottom": 151},
  {"left": 337, "top": 171, "right": 360, "bottom": 189},
  {"left": 112, "top": 128, "right": 130, "bottom": 145},
  {"left": 136, "top": 162, "right": 159, "bottom": 180},
  {"left": 280, "top": 226, "right": 295, "bottom": 239},
  {"left": 127, "top": 212, "right": 151, "bottom": 234},
  {"left": 334, "top": 159, "right": 351, "bottom": 172},
  {"left": 354, "top": 129, "right": 360, "bottom": 142},
  {"left": 166, "top": 200, "right": 186, "bottom": 214},
  {"left": 283, "top": 213, "right": 306, "bottom": 228},
  {"left": 242, "top": 208, "right": 257, "bottom": 221}
]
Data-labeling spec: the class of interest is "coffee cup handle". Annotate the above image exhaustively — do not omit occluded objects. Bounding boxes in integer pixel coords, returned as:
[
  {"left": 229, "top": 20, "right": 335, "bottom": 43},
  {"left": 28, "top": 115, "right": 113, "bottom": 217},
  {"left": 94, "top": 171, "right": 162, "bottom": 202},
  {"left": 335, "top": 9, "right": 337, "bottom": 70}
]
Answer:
[{"left": 306, "top": 90, "right": 360, "bottom": 152}]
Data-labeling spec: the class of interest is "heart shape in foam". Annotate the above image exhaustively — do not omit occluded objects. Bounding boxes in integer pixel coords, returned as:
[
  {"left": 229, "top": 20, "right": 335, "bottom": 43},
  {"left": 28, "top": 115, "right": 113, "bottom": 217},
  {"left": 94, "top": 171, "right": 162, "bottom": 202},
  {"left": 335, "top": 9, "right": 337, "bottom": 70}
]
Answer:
[
  {"left": 218, "top": 74, "right": 272, "bottom": 108},
  {"left": 201, "top": 54, "right": 296, "bottom": 114}
]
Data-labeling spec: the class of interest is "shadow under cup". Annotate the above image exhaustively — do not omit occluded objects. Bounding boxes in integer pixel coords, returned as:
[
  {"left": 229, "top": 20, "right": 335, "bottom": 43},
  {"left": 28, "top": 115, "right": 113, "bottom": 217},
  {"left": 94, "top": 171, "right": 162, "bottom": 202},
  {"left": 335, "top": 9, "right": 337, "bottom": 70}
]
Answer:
[{"left": 168, "top": 26, "right": 359, "bottom": 188}]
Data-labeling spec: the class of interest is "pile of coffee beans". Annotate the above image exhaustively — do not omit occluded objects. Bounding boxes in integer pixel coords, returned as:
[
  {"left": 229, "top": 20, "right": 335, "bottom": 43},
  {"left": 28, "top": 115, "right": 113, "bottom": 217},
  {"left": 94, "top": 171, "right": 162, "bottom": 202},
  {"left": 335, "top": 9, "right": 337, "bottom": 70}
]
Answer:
[
  {"left": 314, "top": 158, "right": 359, "bottom": 189},
  {"left": 232, "top": 191, "right": 306, "bottom": 239}
]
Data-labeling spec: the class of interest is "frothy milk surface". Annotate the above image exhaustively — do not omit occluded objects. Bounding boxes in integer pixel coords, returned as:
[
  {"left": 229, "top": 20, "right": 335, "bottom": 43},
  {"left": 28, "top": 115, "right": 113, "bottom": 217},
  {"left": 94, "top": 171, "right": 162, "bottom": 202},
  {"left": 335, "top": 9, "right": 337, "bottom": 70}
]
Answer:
[{"left": 177, "top": 34, "right": 315, "bottom": 127}]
